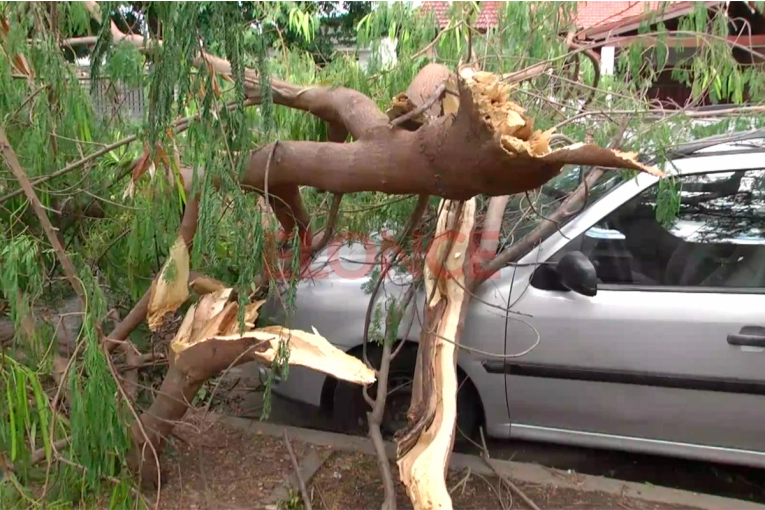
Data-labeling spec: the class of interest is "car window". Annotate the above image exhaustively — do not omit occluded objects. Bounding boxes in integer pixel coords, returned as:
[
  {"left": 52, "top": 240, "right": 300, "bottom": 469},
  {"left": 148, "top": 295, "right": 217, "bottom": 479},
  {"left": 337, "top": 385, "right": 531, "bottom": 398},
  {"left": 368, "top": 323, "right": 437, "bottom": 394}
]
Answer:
[
  {"left": 502, "top": 166, "right": 628, "bottom": 245},
  {"left": 547, "top": 168, "right": 765, "bottom": 290}
]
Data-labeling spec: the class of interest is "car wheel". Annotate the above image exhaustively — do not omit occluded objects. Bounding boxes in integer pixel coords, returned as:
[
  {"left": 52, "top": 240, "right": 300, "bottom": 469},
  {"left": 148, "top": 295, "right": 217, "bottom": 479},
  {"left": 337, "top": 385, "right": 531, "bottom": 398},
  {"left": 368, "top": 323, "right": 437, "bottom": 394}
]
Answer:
[{"left": 332, "top": 344, "right": 480, "bottom": 441}]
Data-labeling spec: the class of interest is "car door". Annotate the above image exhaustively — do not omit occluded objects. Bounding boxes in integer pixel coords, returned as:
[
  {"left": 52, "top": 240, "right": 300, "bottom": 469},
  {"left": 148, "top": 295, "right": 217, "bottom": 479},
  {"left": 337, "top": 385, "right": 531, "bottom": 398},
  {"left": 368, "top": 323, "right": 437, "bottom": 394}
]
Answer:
[{"left": 499, "top": 155, "right": 765, "bottom": 466}]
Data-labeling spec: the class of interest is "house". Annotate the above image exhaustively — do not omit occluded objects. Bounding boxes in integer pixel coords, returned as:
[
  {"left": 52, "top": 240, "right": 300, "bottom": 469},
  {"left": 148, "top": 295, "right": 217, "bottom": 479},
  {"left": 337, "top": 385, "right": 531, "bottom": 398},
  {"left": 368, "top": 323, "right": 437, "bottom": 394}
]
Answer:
[
  {"left": 420, "top": 1, "right": 765, "bottom": 107},
  {"left": 420, "top": 1, "right": 682, "bottom": 33}
]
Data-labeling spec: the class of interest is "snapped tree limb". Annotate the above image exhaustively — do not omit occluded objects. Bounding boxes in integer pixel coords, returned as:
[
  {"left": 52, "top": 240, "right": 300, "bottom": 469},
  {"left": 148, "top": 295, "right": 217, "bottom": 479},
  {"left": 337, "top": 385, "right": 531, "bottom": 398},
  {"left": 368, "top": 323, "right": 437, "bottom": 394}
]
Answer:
[
  {"left": 81, "top": 2, "right": 662, "bottom": 244},
  {"left": 397, "top": 198, "right": 476, "bottom": 510},
  {"left": 130, "top": 220, "right": 375, "bottom": 486}
]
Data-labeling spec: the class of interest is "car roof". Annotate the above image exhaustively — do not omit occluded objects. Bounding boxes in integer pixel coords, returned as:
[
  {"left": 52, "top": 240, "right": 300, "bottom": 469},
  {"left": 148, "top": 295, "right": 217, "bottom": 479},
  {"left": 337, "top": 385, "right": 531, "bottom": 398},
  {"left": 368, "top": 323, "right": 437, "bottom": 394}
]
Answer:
[{"left": 661, "top": 128, "right": 765, "bottom": 162}]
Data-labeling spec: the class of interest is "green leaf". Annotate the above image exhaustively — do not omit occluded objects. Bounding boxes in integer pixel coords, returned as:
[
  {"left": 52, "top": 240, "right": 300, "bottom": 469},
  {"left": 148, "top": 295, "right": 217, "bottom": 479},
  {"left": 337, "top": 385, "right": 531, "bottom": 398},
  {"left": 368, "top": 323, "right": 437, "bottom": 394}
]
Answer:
[
  {"left": 30, "top": 375, "right": 52, "bottom": 465},
  {"left": 6, "top": 374, "right": 18, "bottom": 461}
]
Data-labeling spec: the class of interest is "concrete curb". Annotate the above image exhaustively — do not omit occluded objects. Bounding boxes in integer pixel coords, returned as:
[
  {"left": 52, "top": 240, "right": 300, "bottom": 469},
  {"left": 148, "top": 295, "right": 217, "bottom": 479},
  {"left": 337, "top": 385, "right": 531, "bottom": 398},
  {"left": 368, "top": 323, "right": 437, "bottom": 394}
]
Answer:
[
  {"left": 220, "top": 415, "right": 765, "bottom": 510},
  {"left": 266, "top": 448, "right": 332, "bottom": 505}
]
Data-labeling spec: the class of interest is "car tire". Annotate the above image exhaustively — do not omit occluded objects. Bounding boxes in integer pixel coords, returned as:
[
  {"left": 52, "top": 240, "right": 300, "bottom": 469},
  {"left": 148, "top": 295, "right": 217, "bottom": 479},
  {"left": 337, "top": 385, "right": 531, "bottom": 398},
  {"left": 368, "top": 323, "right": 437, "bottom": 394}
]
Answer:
[{"left": 332, "top": 344, "right": 481, "bottom": 442}]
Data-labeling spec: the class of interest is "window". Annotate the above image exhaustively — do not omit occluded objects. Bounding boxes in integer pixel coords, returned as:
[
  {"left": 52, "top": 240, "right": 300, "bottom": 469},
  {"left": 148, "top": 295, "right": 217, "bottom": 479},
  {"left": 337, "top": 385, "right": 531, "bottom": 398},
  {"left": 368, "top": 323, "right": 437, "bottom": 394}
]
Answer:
[
  {"left": 548, "top": 169, "right": 765, "bottom": 289},
  {"left": 503, "top": 166, "right": 626, "bottom": 245}
]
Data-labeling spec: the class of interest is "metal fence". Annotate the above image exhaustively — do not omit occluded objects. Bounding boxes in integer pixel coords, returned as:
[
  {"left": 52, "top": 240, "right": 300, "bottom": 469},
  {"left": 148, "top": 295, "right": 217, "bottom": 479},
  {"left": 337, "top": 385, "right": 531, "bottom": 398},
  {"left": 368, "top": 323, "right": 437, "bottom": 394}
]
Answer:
[{"left": 77, "top": 69, "right": 145, "bottom": 123}]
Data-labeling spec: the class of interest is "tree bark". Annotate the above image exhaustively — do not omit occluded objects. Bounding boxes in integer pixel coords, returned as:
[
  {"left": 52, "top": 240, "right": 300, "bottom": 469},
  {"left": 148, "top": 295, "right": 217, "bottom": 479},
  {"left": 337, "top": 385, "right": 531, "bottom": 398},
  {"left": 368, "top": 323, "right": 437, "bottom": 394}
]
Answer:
[
  {"left": 80, "top": 4, "right": 662, "bottom": 242},
  {"left": 396, "top": 198, "right": 476, "bottom": 510},
  {"left": 239, "top": 68, "right": 662, "bottom": 238},
  {"left": 128, "top": 252, "right": 377, "bottom": 487}
]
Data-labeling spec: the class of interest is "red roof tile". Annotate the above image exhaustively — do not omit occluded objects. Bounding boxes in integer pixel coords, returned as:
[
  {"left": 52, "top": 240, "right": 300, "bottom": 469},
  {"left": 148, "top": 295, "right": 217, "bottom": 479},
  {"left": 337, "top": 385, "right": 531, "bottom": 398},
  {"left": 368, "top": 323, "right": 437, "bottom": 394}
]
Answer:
[
  {"left": 420, "top": 1, "right": 690, "bottom": 31},
  {"left": 577, "top": 2, "right": 666, "bottom": 30}
]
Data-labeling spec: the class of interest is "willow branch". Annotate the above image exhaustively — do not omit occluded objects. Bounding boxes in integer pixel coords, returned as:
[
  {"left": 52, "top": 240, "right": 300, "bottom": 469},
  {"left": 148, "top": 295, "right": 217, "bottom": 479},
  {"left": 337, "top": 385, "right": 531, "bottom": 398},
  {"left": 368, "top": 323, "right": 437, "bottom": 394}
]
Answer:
[
  {"left": 503, "top": 29, "right": 765, "bottom": 87},
  {"left": 0, "top": 97, "right": 260, "bottom": 206},
  {"left": 0, "top": 126, "right": 85, "bottom": 302}
]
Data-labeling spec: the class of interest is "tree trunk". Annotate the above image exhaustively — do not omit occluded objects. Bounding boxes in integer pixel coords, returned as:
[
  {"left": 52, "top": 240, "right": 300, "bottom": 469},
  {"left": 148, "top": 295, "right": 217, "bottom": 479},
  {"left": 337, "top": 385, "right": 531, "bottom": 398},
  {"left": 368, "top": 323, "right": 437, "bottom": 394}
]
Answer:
[
  {"left": 396, "top": 198, "right": 476, "bottom": 510},
  {"left": 128, "top": 271, "right": 377, "bottom": 488}
]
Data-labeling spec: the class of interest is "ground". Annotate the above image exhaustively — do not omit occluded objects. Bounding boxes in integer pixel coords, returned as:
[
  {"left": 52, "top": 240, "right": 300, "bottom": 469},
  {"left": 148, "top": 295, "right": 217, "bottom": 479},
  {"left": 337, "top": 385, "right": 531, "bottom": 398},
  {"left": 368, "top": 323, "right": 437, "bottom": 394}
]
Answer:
[
  {"left": 224, "top": 364, "right": 765, "bottom": 505},
  {"left": 311, "top": 450, "right": 700, "bottom": 510},
  {"left": 154, "top": 410, "right": 322, "bottom": 510},
  {"left": 151, "top": 409, "right": 704, "bottom": 510}
]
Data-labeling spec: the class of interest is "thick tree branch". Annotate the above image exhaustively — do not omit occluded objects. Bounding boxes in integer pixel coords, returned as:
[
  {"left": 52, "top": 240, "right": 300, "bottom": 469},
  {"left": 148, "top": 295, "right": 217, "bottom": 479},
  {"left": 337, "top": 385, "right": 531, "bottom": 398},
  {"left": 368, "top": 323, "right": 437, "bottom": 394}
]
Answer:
[
  {"left": 241, "top": 68, "right": 659, "bottom": 240},
  {"left": 477, "top": 117, "right": 633, "bottom": 283}
]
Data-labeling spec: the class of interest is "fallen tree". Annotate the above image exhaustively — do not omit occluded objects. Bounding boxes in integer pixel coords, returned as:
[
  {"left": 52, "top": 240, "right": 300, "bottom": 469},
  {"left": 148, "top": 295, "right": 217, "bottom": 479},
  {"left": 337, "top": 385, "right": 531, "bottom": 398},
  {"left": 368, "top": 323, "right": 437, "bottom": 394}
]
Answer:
[{"left": 3, "top": 2, "right": 761, "bottom": 510}]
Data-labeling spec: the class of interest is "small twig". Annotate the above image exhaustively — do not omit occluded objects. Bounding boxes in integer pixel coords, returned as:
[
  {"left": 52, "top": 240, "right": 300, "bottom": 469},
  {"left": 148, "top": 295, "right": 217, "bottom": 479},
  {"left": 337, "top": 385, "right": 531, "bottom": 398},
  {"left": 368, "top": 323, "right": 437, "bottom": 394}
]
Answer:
[
  {"left": 449, "top": 466, "right": 472, "bottom": 496},
  {"left": 282, "top": 430, "right": 313, "bottom": 510},
  {"left": 101, "top": 337, "right": 162, "bottom": 508},
  {"left": 263, "top": 141, "right": 279, "bottom": 219},
  {"left": 411, "top": 21, "right": 464, "bottom": 61},
  {"left": 7, "top": 84, "right": 49, "bottom": 122},
  {"left": 390, "top": 82, "right": 447, "bottom": 127},
  {"left": 314, "top": 483, "right": 331, "bottom": 510},
  {"left": 479, "top": 427, "right": 541, "bottom": 510},
  {"left": 310, "top": 192, "right": 343, "bottom": 253},
  {"left": 473, "top": 470, "right": 510, "bottom": 510},
  {"left": 362, "top": 194, "right": 429, "bottom": 368},
  {"left": 0, "top": 134, "right": 138, "bottom": 205},
  {"left": 202, "top": 344, "right": 260, "bottom": 418},
  {"left": 30, "top": 438, "right": 69, "bottom": 466}
]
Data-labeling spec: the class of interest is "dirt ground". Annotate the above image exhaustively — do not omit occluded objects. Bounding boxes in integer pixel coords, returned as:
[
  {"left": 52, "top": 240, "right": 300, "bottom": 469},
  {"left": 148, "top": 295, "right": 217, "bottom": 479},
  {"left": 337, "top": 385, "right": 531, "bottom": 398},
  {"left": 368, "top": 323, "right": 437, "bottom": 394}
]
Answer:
[
  {"left": 152, "top": 410, "right": 329, "bottom": 510},
  {"left": 151, "top": 410, "right": 705, "bottom": 510},
  {"left": 310, "top": 450, "right": 704, "bottom": 510}
]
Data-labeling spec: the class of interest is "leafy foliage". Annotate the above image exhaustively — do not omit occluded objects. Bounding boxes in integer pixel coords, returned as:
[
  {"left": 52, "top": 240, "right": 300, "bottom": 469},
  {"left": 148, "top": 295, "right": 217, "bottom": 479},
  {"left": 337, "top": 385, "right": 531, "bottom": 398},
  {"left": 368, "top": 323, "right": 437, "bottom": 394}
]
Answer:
[{"left": 1, "top": 1, "right": 764, "bottom": 507}]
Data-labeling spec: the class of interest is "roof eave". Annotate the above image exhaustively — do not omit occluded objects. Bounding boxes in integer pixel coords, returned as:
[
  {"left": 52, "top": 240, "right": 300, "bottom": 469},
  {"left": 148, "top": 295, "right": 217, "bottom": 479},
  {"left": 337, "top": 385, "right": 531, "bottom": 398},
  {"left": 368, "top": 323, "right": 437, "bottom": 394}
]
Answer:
[{"left": 577, "top": 1, "right": 723, "bottom": 41}]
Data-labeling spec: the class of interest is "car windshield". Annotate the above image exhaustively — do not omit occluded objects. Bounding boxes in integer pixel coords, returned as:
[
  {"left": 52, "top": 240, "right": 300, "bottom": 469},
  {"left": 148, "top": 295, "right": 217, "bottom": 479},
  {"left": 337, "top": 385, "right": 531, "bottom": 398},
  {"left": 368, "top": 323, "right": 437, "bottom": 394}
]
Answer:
[{"left": 501, "top": 164, "right": 631, "bottom": 245}]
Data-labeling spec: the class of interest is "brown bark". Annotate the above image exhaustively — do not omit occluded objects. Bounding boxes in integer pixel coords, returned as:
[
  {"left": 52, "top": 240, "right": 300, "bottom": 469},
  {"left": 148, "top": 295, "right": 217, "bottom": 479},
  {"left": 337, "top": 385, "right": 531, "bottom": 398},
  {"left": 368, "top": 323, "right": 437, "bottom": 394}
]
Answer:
[
  {"left": 396, "top": 198, "right": 476, "bottom": 510},
  {"left": 129, "top": 287, "right": 376, "bottom": 487},
  {"left": 239, "top": 68, "right": 661, "bottom": 239},
  {"left": 79, "top": 4, "right": 661, "bottom": 242}
]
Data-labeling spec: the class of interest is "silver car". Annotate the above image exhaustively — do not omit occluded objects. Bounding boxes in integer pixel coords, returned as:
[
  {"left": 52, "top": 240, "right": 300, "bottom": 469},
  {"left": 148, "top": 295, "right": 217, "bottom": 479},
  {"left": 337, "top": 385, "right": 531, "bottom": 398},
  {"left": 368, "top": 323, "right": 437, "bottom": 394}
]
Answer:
[{"left": 261, "top": 130, "right": 765, "bottom": 468}]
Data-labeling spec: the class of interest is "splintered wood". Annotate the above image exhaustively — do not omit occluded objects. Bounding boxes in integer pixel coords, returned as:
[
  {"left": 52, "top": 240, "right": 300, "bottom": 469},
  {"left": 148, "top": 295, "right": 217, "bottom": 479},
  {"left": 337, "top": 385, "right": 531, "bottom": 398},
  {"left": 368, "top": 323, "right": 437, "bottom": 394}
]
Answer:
[
  {"left": 397, "top": 198, "right": 476, "bottom": 510},
  {"left": 462, "top": 69, "right": 553, "bottom": 157},
  {"left": 147, "top": 235, "right": 190, "bottom": 331},
  {"left": 459, "top": 67, "right": 666, "bottom": 177},
  {"left": 169, "top": 288, "right": 376, "bottom": 385}
]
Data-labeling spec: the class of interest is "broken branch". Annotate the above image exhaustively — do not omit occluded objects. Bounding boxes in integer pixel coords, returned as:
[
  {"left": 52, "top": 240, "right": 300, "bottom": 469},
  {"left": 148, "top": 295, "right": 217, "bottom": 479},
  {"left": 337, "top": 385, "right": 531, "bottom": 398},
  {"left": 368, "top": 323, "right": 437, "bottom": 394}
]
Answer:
[
  {"left": 283, "top": 430, "right": 313, "bottom": 510},
  {"left": 397, "top": 198, "right": 476, "bottom": 510},
  {"left": 0, "top": 126, "right": 85, "bottom": 302}
]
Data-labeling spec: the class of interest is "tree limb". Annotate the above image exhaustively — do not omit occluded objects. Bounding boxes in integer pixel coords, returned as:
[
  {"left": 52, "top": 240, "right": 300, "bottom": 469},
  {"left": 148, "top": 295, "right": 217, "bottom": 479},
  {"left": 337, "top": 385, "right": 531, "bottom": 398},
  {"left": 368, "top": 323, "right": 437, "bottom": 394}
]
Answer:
[
  {"left": 477, "top": 116, "right": 633, "bottom": 284},
  {"left": 283, "top": 430, "right": 313, "bottom": 510},
  {"left": 82, "top": 4, "right": 660, "bottom": 248},
  {"left": 478, "top": 196, "right": 510, "bottom": 256},
  {"left": 0, "top": 126, "right": 85, "bottom": 303}
]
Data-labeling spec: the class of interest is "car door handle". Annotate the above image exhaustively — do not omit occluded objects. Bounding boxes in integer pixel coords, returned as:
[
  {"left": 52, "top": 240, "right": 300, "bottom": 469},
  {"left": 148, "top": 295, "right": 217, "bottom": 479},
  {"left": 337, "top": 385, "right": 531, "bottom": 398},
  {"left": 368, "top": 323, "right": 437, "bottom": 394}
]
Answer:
[{"left": 727, "top": 326, "right": 765, "bottom": 347}]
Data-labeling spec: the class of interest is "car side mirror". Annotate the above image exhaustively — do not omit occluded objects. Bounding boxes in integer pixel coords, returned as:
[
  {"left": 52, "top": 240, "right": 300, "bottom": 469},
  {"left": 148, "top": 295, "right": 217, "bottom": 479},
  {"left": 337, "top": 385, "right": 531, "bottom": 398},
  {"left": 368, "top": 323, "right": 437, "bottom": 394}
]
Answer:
[{"left": 556, "top": 251, "right": 598, "bottom": 297}]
